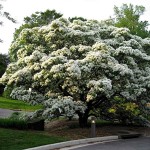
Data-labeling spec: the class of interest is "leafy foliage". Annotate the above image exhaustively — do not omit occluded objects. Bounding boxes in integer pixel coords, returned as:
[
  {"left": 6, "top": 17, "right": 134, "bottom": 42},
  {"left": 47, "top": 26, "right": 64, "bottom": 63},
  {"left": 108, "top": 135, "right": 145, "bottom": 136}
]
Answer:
[
  {"left": 114, "top": 4, "right": 150, "bottom": 38},
  {"left": 97, "top": 96, "right": 141, "bottom": 124},
  {"left": 0, "top": 53, "right": 9, "bottom": 76},
  {"left": 69, "top": 16, "right": 87, "bottom": 22},
  {"left": 0, "top": 118, "right": 28, "bottom": 129},
  {"left": 0, "top": 53, "right": 9, "bottom": 95}
]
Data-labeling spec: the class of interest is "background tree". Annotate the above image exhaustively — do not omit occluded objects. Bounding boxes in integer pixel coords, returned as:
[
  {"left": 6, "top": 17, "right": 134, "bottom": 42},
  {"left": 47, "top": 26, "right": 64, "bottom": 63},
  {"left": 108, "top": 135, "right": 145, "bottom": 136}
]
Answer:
[
  {"left": 68, "top": 16, "right": 87, "bottom": 22},
  {"left": 10, "top": 9, "right": 62, "bottom": 61},
  {"left": 0, "top": 1, "right": 15, "bottom": 94},
  {"left": 0, "top": 53, "right": 9, "bottom": 95},
  {"left": 0, "top": 53, "right": 9, "bottom": 76},
  {"left": 1, "top": 18, "right": 150, "bottom": 127},
  {"left": 113, "top": 4, "right": 150, "bottom": 38},
  {"left": 0, "top": 1, "right": 16, "bottom": 42}
]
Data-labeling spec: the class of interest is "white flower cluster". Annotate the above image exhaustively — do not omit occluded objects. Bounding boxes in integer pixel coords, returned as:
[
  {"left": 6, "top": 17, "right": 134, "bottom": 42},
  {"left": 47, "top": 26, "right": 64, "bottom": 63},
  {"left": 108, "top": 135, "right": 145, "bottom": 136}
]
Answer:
[
  {"left": 66, "top": 60, "right": 81, "bottom": 79},
  {"left": 112, "top": 63, "right": 133, "bottom": 76},
  {"left": 10, "top": 86, "right": 45, "bottom": 105},
  {"left": 111, "top": 27, "right": 130, "bottom": 38},
  {"left": 115, "top": 46, "right": 150, "bottom": 60},
  {"left": 43, "top": 96, "right": 86, "bottom": 119},
  {"left": 87, "top": 78, "right": 112, "bottom": 101}
]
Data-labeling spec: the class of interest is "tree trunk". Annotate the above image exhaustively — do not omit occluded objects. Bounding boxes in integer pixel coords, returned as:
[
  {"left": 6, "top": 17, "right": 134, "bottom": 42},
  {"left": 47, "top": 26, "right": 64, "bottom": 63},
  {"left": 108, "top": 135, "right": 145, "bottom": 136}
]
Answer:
[{"left": 78, "top": 109, "right": 89, "bottom": 127}]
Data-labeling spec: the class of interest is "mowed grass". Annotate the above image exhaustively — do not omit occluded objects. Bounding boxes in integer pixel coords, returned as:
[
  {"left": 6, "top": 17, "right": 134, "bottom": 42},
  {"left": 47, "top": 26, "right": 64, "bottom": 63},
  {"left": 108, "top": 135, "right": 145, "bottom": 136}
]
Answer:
[
  {"left": 0, "top": 128, "right": 68, "bottom": 150},
  {"left": 0, "top": 97, "right": 43, "bottom": 111}
]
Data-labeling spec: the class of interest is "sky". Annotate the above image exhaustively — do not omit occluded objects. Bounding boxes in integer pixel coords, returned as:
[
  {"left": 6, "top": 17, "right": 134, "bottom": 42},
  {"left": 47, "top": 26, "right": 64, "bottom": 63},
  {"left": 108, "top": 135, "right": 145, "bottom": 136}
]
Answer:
[{"left": 0, "top": 0, "right": 150, "bottom": 54}]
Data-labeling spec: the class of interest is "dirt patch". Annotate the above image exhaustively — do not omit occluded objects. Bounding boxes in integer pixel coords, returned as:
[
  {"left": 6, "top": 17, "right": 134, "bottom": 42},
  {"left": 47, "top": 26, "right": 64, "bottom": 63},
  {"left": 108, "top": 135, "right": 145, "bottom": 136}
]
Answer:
[{"left": 44, "top": 119, "right": 150, "bottom": 140}]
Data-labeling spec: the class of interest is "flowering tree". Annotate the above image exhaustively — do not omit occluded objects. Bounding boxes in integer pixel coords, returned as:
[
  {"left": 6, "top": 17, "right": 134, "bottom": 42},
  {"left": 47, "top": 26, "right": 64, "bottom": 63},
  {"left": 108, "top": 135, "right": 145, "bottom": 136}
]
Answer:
[
  {"left": 1, "top": 17, "right": 150, "bottom": 126},
  {"left": 10, "top": 9, "right": 62, "bottom": 61}
]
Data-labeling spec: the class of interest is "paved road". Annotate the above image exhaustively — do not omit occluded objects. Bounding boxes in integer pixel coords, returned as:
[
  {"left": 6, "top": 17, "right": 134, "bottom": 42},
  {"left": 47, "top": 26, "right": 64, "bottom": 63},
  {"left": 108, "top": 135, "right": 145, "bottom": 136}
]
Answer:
[
  {"left": 0, "top": 108, "right": 17, "bottom": 118},
  {"left": 69, "top": 137, "right": 150, "bottom": 150}
]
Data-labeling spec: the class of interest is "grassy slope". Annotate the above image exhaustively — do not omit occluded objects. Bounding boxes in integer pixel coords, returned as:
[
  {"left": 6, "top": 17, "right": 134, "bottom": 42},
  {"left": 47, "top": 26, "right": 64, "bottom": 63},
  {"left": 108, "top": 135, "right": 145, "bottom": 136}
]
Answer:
[
  {"left": 0, "top": 97, "right": 43, "bottom": 111},
  {"left": 0, "top": 128, "right": 68, "bottom": 150}
]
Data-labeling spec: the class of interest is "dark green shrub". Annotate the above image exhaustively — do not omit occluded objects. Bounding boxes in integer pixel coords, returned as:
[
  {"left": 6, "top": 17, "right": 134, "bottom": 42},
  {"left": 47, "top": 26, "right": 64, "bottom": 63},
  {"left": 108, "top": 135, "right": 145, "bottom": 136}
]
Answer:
[
  {"left": 0, "top": 84, "right": 5, "bottom": 96},
  {"left": 0, "top": 118, "right": 28, "bottom": 130},
  {"left": 27, "top": 119, "right": 44, "bottom": 130}
]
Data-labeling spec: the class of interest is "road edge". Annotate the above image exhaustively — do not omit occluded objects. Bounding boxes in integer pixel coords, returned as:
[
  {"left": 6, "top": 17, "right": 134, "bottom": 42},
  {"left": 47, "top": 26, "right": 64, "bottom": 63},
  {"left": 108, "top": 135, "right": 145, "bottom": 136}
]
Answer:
[{"left": 24, "top": 135, "right": 118, "bottom": 150}]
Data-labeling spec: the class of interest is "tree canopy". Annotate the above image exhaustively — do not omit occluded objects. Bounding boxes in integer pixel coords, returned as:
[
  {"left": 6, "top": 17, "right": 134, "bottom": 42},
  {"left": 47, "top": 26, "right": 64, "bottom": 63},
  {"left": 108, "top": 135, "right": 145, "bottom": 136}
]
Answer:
[
  {"left": 10, "top": 9, "right": 62, "bottom": 61},
  {"left": 114, "top": 4, "right": 150, "bottom": 38},
  {"left": 1, "top": 17, "right": 150, "bottom": 126}
]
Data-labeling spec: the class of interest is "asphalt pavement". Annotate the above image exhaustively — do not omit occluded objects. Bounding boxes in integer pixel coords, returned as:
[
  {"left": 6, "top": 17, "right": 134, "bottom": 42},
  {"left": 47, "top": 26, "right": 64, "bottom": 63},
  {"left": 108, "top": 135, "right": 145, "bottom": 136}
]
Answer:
[
  {"left": 0, "top": 108, "right": 17, "bottom": 118},
  {"left": 67, "top": 137, "right": 150, "bottom": 150}
]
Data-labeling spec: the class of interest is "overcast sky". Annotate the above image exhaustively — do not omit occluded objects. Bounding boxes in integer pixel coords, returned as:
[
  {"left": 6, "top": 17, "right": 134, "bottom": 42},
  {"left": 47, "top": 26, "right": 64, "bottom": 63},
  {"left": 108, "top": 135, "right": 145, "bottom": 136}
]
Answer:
[{"left": 0, "top": 0, "right": 150, "bottom": 54}]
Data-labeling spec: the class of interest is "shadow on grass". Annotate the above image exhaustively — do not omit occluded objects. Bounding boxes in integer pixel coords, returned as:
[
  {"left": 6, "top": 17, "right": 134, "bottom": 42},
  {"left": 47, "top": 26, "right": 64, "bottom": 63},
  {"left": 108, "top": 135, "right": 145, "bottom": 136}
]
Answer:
[{"left": 0, "top": 128, "right": 68, "bottom": 150}]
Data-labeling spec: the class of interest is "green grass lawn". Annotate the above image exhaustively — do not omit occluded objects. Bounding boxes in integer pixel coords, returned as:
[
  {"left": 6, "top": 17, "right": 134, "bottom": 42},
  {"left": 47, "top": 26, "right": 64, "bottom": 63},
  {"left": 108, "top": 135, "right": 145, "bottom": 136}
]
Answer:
[
  {"left": 0, "top": 97, "right": 43, "bottom": 111},
  {"left": 0, "top": 128, "right": 68, "bottom": 150}
]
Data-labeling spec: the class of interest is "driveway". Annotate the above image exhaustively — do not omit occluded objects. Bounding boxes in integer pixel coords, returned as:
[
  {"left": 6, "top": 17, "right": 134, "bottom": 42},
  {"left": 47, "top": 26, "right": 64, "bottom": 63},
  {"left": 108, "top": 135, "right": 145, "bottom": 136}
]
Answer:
[
  {"left": 68, "top": 137, "right": 150, "bottom": 150},
  {"left": 0, "top": 108, "right": 17, "bottom": 118}
]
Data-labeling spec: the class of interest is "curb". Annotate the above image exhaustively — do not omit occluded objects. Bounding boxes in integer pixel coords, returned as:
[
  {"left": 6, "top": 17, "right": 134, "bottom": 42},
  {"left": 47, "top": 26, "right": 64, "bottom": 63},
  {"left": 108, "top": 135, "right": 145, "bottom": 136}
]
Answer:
[
  {"left": 117, "top": 130, "right": 143, "bottom": 139},
  {"left": 119, "top": 133, "right": 143, "bottom": 139},
  {"left": 24, "top": 135, "right": 118, "bottom": 150}
]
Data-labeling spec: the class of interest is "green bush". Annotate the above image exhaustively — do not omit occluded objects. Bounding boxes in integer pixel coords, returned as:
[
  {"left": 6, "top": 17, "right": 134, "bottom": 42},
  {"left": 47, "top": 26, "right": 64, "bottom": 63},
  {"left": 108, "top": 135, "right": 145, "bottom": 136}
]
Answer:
[{"left": 0, "top": 118, "right": 28, "bottom": 129}]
